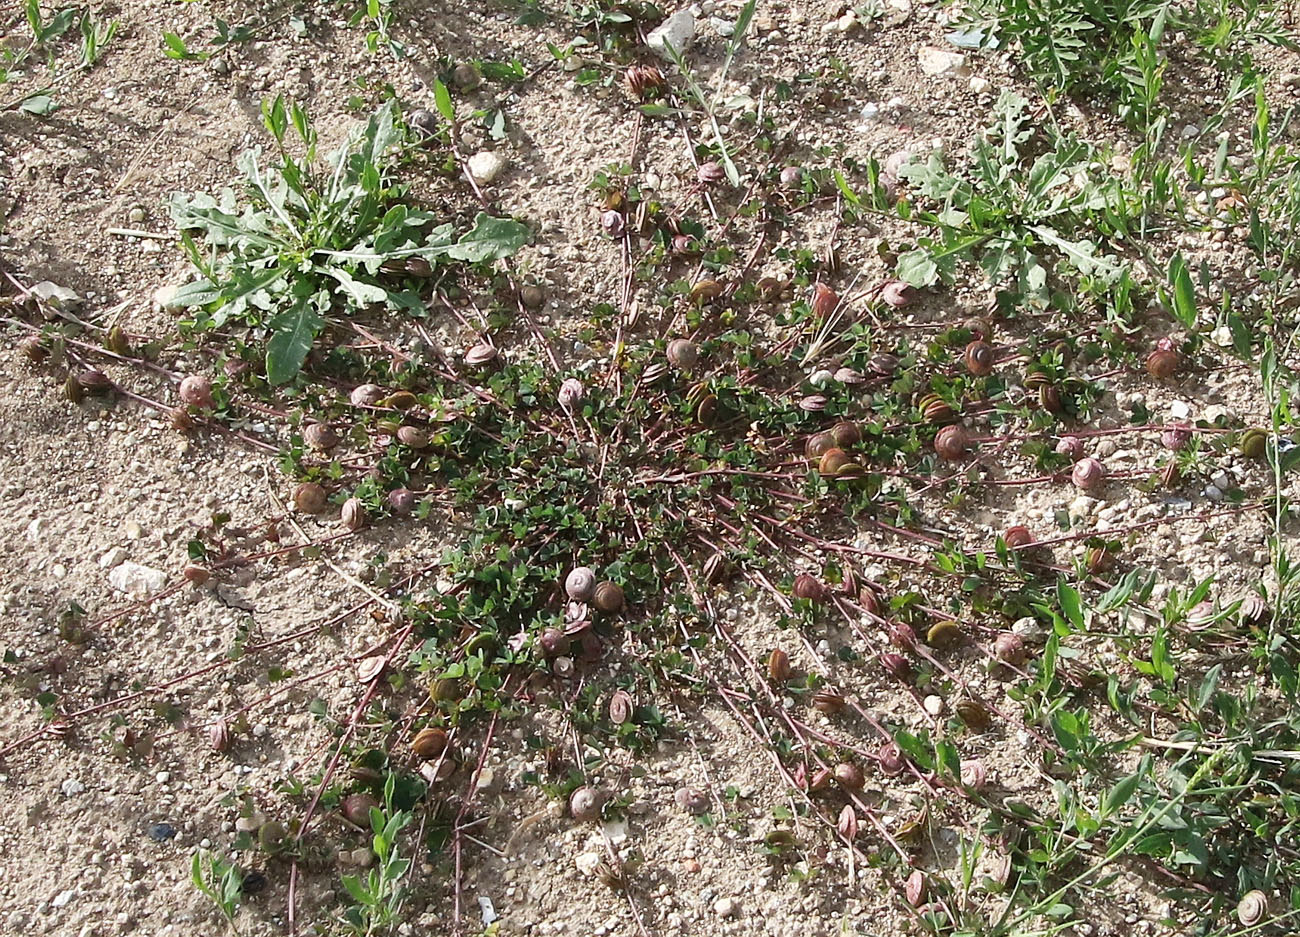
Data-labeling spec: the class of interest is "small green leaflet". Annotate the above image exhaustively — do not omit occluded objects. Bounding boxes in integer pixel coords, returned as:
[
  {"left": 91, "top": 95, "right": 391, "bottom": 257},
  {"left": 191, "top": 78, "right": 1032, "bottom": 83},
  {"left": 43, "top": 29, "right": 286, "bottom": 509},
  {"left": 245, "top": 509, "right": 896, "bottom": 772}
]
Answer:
[
  {"left": 433, "top": 79, "right": 454, "bottom": 123},
  {"left": 1057, "top": 581, "right": 1084, "bottom": 631},
  {"left": 1168, "top": 254, "right": 1197, "bottom": 328}
]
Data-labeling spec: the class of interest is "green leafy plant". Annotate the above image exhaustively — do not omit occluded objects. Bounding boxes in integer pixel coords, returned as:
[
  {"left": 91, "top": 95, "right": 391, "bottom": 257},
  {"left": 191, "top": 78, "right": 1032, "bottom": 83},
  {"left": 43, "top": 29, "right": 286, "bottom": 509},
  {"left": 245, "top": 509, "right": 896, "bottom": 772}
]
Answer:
[
  {"left": 167, "top": 95, "right": 529, "bottom": 384},
  {"left": 191, "top": 849, "right": 244, "bottom": 934},
  {"left": 340, "top": 773, "right": 413, "bottom": 936},
  {"left": 893, "top": 90, "right": 1134, "bottom": 304}
]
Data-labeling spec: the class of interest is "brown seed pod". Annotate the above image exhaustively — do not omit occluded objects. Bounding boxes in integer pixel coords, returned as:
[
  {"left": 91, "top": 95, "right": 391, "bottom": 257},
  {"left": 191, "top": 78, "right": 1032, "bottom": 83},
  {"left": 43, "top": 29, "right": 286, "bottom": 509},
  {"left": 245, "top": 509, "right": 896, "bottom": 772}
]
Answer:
[
  {"left": 799, "top": 394, "right": 828, "bottom": 412},
  {"left": 926, "top": 620, "right": 963, "bottom": 649},
  {"left": 818, "top": 447, "right": 855, "bottom": 476},
  {"left": 993, "top": 632, "right": 1026, "bottom": 667},
  {"left": 934, "top": 424, "right": 968, "bottom": 460},
  {"left": 396, "top": 425, "right": 430, "bottom": 449},
  {"left": 184, "top": 565, "right": 211, "bottom": 586},
  {"left": 1071, "top": 457, "right": 1105, "bottom": 490},
  {"left": 293, "top": 482, "right": 329, "bottom": 514},
  {"left": 593, "top": 581, "right": 625, "bottom": 613},
  {"left": 695, "top": 393, "right": 718, "bottom": 425},
  {"left": 600, "top": 209, "right": 626, "bottom": 237},
  {"left": 666, "top": 338, "right": 699, "bottom": 370},
  {"left": 1161, "top": 423, "right": 1192, "bottom": 450},
  {"left": 350, "top": 383, "right": 386, "bottom": 407},
  {"left": 1085, "top": 545, "right": 1114, "bottom": 574},
  {"left": 865, "top": 352, "right": 898, "bottom": 378},
  {"left": 340, "top": 497, "right": 367, "bottom": 531},
  {"left": 387, "top": 488, "right": 416, "bottom": 516},
  {"left": 569, "top": 786, "right": 603, "bottom": 822},
  {"left": 807, "top": 767, "right": 833, "bottom": 792},
  {"left": 78, "top": 369, "right": 112, "bottom": 395},
  {"left": 697, "top": 161, "right": 726, "bottom": 184},
  {"left": 889, "top": 622, "right": 918, "bottom": 651},
  {"left": 341, "top": 793, "right": 379, "bottom": 829},
  {"left": 959, "top": 759, "right": 987, "bottom": 790},
  {"left": 1038, "top": 384, "right": 1063, "bottom": 414},
  {"left": 179, "top": 374, "right": 213, "bottom": 408},
  {"left": 767, "top": 649, "right": 791, "bottom": 683},
  {"left": 519, "top": 284, "right": 546, "bottom": 309},
  {"left": 1004, "top": 525, "right": 1035, "bottom": 549},
  {"left": 1023, "top": 368, "right": 1051, "bottom": 390},
  {"left": 880, "top": 280, "right": 916, "bottom": 308},
  {"left": 1055, "top": 435, "right": 1085, "bottom": 460},
  {"left": 1145, "top": 347, "right": 1180, "bottom": 379},
  {"left": 793, "top": 573, "right": 826, "bottom": 603},
  {"left": 624, "top": 64, "right": 666, "bottom": 98},
  {"left": 565, "top": 567, "right": 597, "bottom": 601},
  {"left": 1159, "top": 459, "right": 1181, "bottom": 489},
  {"left": 64, "top": 374, "right": 84, "bottom": 403},
  {"left": 19, "top": 335, "right": 49, "bottom": 364},
  {"left": 833, "top": 762, "right": 865, "bottom": 790},
  {"left": 877, "top": 742, "right": 905, "bottom": 777},
  {"left": 690, "top": 279, "right": 723, "bottom": 304},
  {"left": 382, "top": 390, "right": 419, "bottom": 410},
  {"left": 811, "top": 690, "right": 845, "bottom": 714},
  {"left": 963, "top": 340, "right": 996, "bottom": 376},
  {"left": 834, "top": 366, "right": 866, "bottom": 384},
  {"left": 780, "top": 166, "right": 804, "bottom": 189},
  {"left": 412, "top": 727, "right": 448, "bottom": 760},
  {"left": 208, "top": 720, "right": 231, "bottom": 752},
  {"left": 830, "top": 421, "right": 861, "bottom": 447},
  {"left": 858, "top": 585, "right": 883, "bottom": 618},
  {"left": 1239, "top": 428, "right": 1268, "bottom": 459},
  {"left": 1237, "top": 890, "right": 1268, "bottom": 927},
  {"left": 905, "top": 869, "right": 928, "bottom": 907},
  {"left": 837, "top": 804, "right": 859, "bottom": 841},
  {"left": 880, "top": 652, "right": 912, "bottom": 682},
  {"left": 674, "top": 786, "right": 709, "bottom": 815},
  {"left": 465, "top": 343, "right": 498, "bottom": 368},
  {"left": 963, "top": 317, "right": 995, "bottom": 342},
  {"left": 1239, "top": 593, "right": 1270, "bottom": 626},
  {"left": 304, "top": 423, "right": 340, "bottom": 451},
  {"left": 805, "top": 431, "right": 836, "bottom": 459},
  {"left": 956, "top": 699, "right": 992, "bottom": 730},
  {"left": 812, "top": 283, "right": 839, "bottom": 317},
  {"left": 608, "top": 690, "right": 634, "bottom": 725},
  {"left": 428, "top": 677, "right": 462, "bottom": 702},
  {"left": 702, "top": 552, "right": 729, "bottom": 586},
  {"left": 538, "top": 627, "right": 569, "bottom": 658},
  {"left": 918, "top": 393, "right": 955, "bottom": 424}
]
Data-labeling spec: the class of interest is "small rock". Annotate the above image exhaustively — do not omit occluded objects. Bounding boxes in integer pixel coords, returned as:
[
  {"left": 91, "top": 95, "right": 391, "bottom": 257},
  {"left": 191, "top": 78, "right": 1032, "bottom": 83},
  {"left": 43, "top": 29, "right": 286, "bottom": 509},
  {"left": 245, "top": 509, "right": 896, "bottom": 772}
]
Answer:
[
  {"left": 711, "top": 16, "right": 735, "bottom": 37},
  {"left": 969, "top": 76, "right": 990, "bottom": 94},
  {"left": 99, "top": 547, "right": 129, "bottom": 569},
  {"left": 127, "top": 207, "right": 146, "bottom": 224},
  {"left": 478, "top": 896, "right": 498, "bottom": 927},
  {"left": 575, "top": 851, "right": 603, "bottom": 876},
  {"left": 922, "top": 695, "right": 944, "bottom": 716},
  {"left": 647, "top": 10, "right": 696, "bottom": 60},
  {"left": 466, "top": 151, "right": 507, "bottom": 185},
  {"left": 61, "top": 778, "right": 86, "bottom": 797},
  {"left": 108, "top": 562, "right": 167, "bottom": 598},
  {"left": 918, "top": 47, "right": 968, "bottom": 76},
  {"left": 51, "top": 890, "right": 75, "bottom": 909},
  {"left": 714, "top": 897, "right": 738, "bottom": 918},
  {"left": 146, "top": 822, "right": 176, "bottom": 842},
  {"left": 1169, "top": 400, "right": 1191, "bottom": 419},
  {"left": 1204, "top": 484, "right": 1223, "bottom": 502},
  {"left": 124, "top": 521, "right": 144, "bottom": 540}
]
